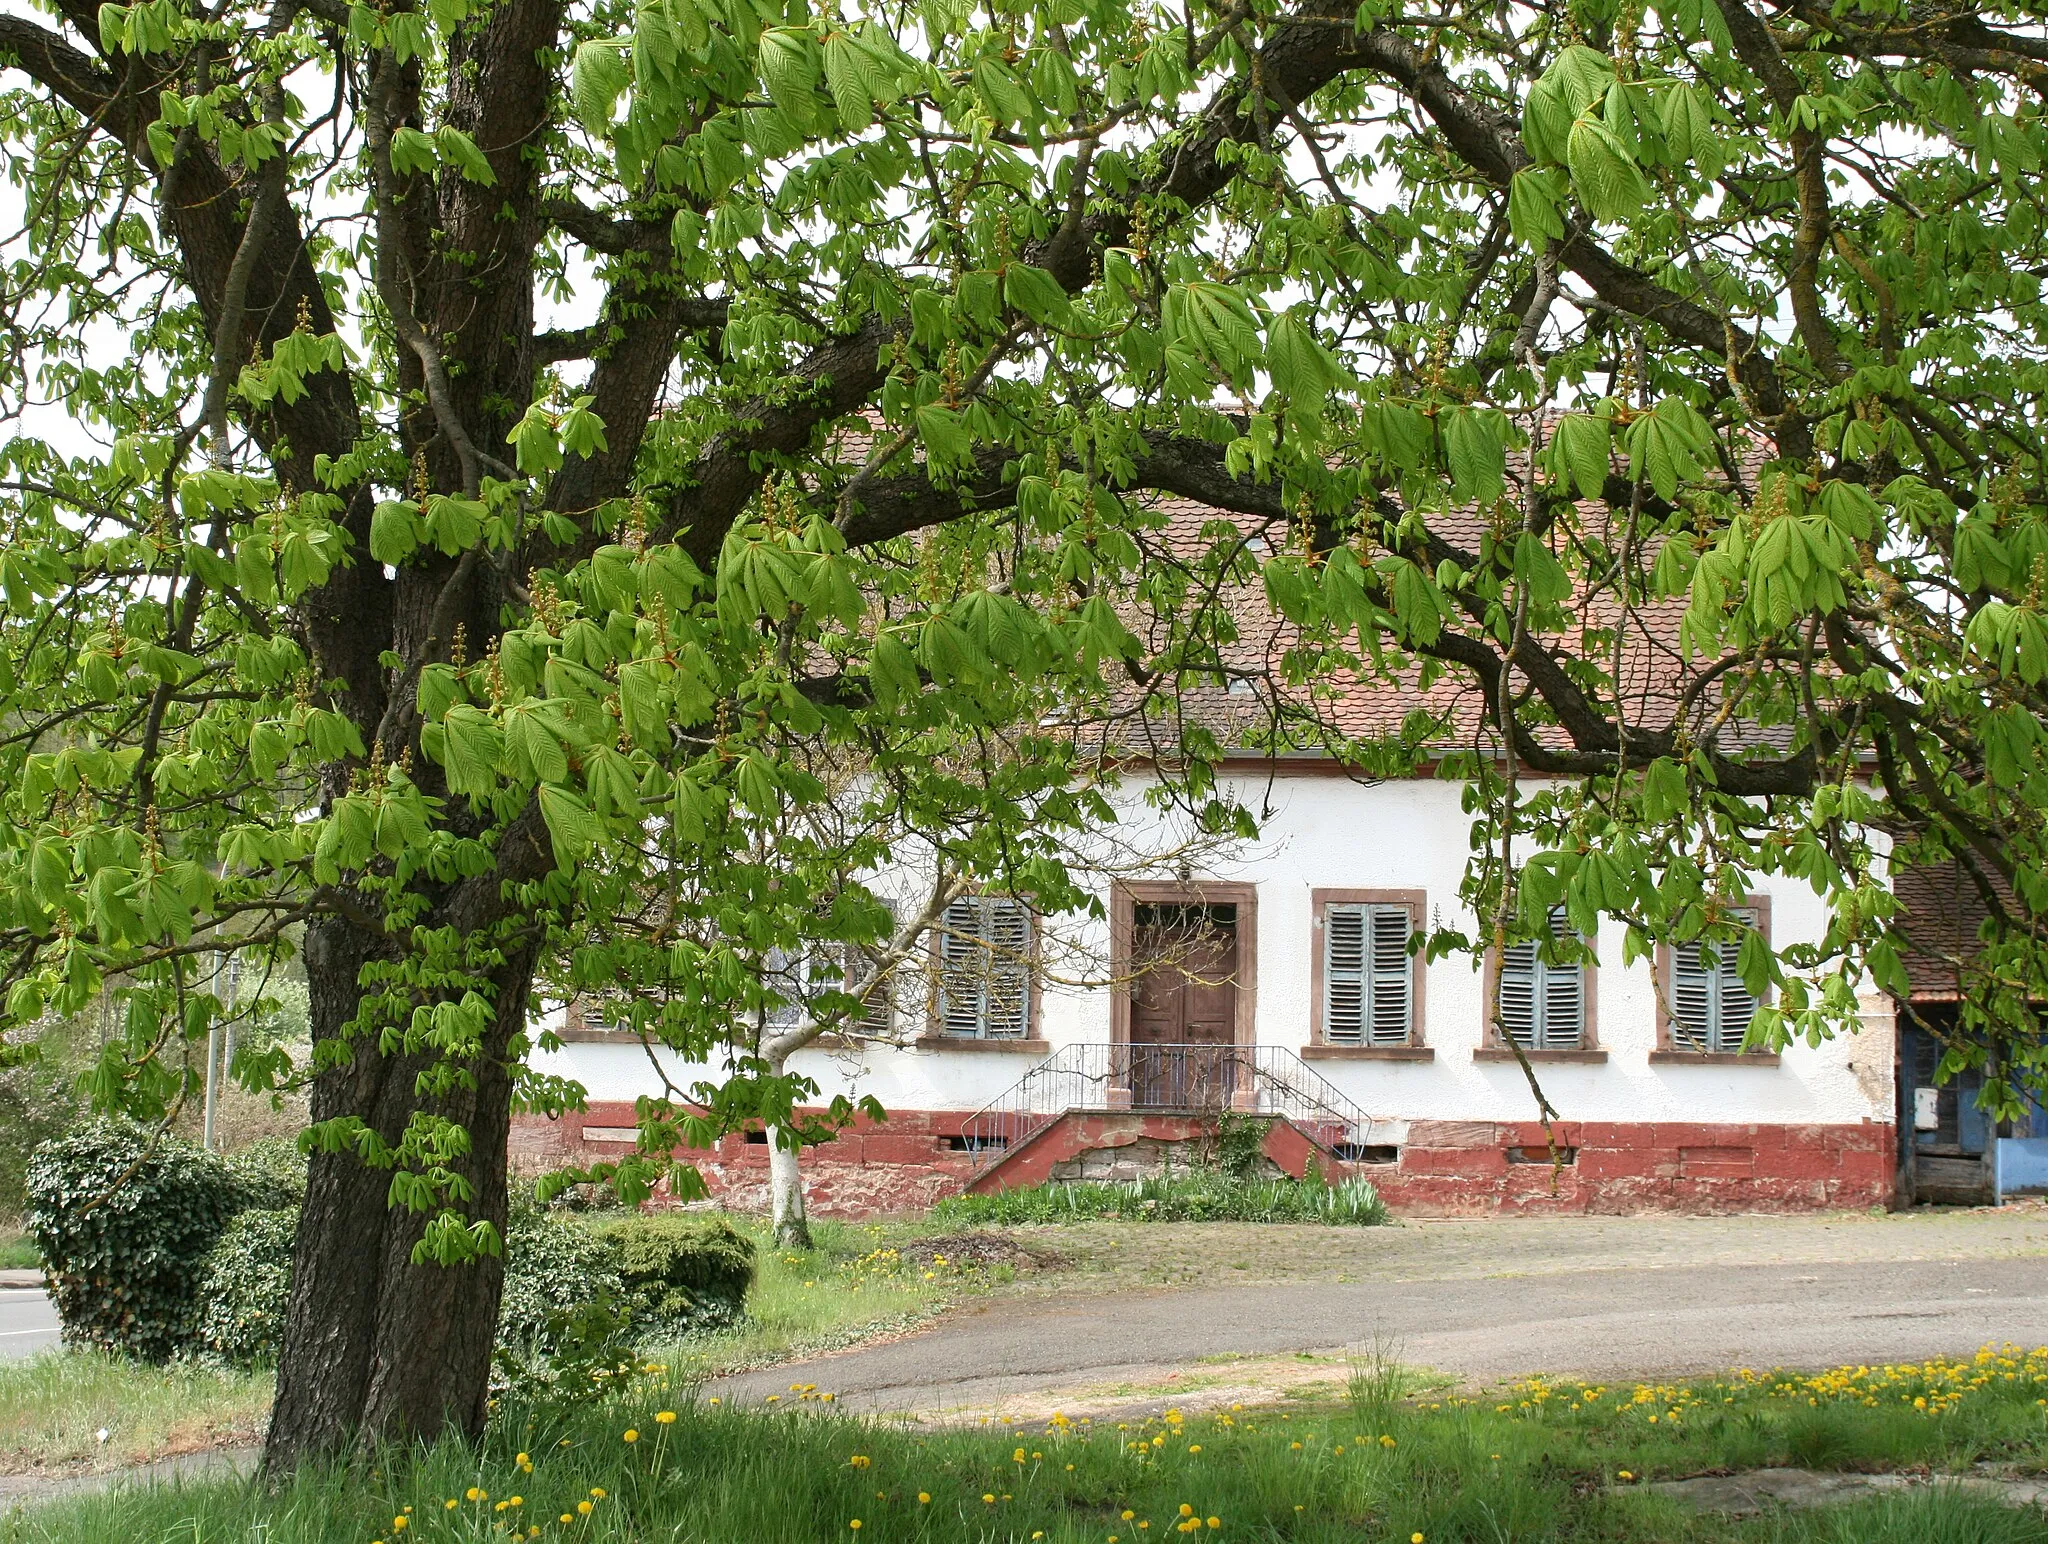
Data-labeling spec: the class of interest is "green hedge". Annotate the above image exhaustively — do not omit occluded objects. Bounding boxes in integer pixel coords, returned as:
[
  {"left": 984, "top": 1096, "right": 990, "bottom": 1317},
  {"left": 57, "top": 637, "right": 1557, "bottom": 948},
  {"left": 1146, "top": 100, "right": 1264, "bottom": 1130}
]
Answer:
[{"left": 25, "top": 1120, "right": 240, "bottom": 1362}]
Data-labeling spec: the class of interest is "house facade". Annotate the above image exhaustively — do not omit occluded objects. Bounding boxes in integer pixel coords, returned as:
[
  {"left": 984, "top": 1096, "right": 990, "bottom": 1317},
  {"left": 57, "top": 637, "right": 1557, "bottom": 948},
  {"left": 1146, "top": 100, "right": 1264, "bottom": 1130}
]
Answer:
[{"left": 523, "top": 764, "right": 1904, "bottom": 1217}]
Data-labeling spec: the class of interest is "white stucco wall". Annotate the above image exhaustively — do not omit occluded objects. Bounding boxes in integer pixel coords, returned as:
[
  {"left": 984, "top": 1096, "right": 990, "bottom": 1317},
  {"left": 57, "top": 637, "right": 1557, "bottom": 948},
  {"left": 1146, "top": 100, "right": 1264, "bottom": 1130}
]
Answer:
[{"left": 539, "top": 770, "right": 1895, "bottom": 1129}]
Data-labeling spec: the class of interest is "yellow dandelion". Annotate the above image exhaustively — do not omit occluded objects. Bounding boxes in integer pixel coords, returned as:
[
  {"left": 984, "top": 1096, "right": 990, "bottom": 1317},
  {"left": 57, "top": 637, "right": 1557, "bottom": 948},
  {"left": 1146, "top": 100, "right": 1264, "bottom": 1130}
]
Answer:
[
  {"left": 917, "top": 1493, "right": 931, "bottom": 1505},
  {"left": 849, "top": 1522, "right": 862, "bottom": 1532},
  {"left": 623, "top": 1428, "right": 640, "bottom": 1442},
  {"left": 1179, "top": 1504, "right": 1194, "bottom": 1518},
  {"left": 656, "top": 1410, "right": 677, "bottom": 1425},
  {"left": 1188, "top": 1444, "right": 1201, "bottom": 1454},
  {"left": 576, "top": 1502, "right": 593, "bottom": 1517}
]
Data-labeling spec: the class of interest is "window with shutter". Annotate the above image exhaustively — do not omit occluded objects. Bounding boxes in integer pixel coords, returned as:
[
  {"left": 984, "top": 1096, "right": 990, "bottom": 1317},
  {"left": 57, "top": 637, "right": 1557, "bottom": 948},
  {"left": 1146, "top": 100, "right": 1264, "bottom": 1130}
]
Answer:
[
  {"left": 1495, "top": 906, "right": 1586, "bottom": 1050},
  {"left": 1669, "top": 909, "right": 1759, "bottom": 1052},
  {"left": 937, "top": 895, "right": 1033, "bottom": 1038},
  {"left": 763, "top": 946, "right": 804, "bottom": 1032},
  {"left": 799, "top": 943, "right": 896, "bottom": 1037},
  {"left": 1322, "top": 902, "right": 1414, "bottom": 1046}
]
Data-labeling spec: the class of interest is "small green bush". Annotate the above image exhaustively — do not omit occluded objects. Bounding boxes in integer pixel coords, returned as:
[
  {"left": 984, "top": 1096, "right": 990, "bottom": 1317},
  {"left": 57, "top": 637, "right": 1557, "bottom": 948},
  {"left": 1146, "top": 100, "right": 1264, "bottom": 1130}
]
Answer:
[
  {"left": 195, "top": 1207, "right": 298, "bottom": 1364},
  {"left": 498, "top": 1210, "right": 626, "bottom": 1357},
  {"left": 933, "top": 1171, "right": 1389, "bottom": 1227},
  {"left": 25, "top": 1119, "right": 239, "bottom": 1362},
  {"left": 493, "top": 1210, "right": 637, "bottom": 1404},
  {"left": 224, "top": 1136, "right": 308, "bottom": 1209},
  {"left": 593, "top": 1213, "right": 756, "bottom": 1336}
]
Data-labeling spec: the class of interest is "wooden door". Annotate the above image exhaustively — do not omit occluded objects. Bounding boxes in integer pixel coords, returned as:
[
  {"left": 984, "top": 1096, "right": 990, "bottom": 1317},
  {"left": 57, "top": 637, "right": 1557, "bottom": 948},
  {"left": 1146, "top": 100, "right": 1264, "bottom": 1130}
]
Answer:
[{"left": 1128, "top": 903, "right": 1239, "bottom": 1106}]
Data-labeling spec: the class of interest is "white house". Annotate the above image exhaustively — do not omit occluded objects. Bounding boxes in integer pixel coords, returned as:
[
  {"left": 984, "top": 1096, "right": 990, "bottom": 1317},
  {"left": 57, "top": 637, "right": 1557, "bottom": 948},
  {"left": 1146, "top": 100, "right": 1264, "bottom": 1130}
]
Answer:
[{"left": 524, "top": 754, "right": 1907, "bottom": 1216}]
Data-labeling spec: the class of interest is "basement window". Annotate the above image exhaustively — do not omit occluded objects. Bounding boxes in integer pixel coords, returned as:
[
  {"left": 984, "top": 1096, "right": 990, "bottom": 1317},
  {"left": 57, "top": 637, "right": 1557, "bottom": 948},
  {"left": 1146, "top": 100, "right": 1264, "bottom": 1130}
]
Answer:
[
  {"left": 744, "top": 1130, "right": 769, "bottom": 1145},
  {"left": 944, "top": 1134, "right": 1009, "bottom": 1152},
  {"left": 1335, "top": 1143, "right": 1399, "bottom": 1165},
  {"left": 1506, "top": 1144, "right": 1577, "bottom": 1165}
]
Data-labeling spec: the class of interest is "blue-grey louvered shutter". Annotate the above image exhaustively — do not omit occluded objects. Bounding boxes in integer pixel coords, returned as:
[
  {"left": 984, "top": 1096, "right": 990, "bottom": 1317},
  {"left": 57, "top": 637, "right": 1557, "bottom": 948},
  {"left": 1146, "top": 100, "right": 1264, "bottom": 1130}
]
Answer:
[
  {"left": 1497, "top": 938, "right": 1539, "bottom": 1047},
  {"left": 1366, "top": 906, "right": 1413, "bottom": 1046},
  {"left": 1323, "top": 905, "right": 1366, "bottom": 1044},
  {"left": 1536, "top": 906, "right": 1584, "bottom": 1049}
]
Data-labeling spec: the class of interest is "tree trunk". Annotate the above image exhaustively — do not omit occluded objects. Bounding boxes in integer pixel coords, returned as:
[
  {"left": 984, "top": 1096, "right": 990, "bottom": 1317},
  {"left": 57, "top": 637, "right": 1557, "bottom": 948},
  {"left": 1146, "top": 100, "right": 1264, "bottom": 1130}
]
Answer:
[
  {"left": 262, "top": 914, "right": 535, "bottom": 1474},
  {"left": 767, "top": 1127, "right": 811, "bottom": 1250},
  {"left": 764, "top": 1045, "right": 812, "bottom": 1251}
]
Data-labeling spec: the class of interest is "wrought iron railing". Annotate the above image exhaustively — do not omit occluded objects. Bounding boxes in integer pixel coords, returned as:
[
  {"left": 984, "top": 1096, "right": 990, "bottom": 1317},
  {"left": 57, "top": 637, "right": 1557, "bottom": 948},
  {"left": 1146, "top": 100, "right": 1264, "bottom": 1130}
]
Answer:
[{"left": 958, "top": 1042, "right": 1390, "bottom": 1179}]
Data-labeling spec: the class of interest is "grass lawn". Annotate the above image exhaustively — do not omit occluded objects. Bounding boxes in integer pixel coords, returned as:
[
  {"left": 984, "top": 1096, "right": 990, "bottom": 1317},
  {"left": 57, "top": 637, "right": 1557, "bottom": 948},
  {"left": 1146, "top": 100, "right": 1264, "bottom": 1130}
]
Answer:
[
  {"left": 0, "top": 1234, "right": 37, "bottom": 1272},
  {"left": 12, "top": 1347, "right": 2048, "bottom": 1542},
  {"left": 0, "top": 1353, "right": 271, "bottom": 1475}
]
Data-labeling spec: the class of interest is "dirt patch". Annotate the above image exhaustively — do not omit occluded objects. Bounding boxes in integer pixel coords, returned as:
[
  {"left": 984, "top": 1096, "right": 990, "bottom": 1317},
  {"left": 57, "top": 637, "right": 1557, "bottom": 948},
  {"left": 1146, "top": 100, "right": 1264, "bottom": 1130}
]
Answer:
[{"left": 896, "top": 1233, "right": 1067, "bottom": 1274}]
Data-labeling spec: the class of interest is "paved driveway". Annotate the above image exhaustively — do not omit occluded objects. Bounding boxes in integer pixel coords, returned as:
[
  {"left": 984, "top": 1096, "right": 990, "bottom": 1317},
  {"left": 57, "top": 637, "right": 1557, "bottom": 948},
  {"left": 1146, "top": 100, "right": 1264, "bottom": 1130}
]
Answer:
[
  {"left": 0, "top": 1289, "right": 59, "bottom": 1360},
  {"left": 714, "top": 1211, "right": 2048, "bottom": 1420}
]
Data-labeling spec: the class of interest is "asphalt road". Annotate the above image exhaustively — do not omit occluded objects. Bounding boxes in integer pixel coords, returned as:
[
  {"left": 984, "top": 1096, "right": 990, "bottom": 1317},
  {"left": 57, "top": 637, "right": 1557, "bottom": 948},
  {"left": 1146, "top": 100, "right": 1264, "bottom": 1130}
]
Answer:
[
  {"left": 714, "top": 1254, "right": 2048, "bottom": 1417},
  {"left": 0, "top": 1289, "right": 59, "bottom": 1359}
]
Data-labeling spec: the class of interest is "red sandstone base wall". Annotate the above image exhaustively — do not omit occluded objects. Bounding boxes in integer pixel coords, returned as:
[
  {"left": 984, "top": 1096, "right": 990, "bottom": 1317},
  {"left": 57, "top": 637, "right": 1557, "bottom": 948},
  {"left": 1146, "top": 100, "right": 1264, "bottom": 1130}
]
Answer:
[{"left": 510, "top": 1105, "right": 1896, "bottom": 1217}]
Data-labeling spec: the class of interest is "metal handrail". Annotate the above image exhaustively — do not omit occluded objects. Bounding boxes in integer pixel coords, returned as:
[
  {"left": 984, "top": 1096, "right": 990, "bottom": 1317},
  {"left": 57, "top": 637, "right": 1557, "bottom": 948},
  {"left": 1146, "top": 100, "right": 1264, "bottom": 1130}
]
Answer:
[{"left": 957, "top": 1042, "right": 1390, "bottom": 1179}]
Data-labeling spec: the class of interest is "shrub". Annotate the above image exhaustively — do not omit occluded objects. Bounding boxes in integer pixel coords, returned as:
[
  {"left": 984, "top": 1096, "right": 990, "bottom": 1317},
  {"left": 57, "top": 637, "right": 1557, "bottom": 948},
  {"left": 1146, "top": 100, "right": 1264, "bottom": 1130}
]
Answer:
[
  {"left": 195, "top": 1208, "right": 298, "bottom": 1364},
  {"left": 493, "top": 1210, "right": 636, "bottom": 1406},
  {"left": 224, "top": 1137, "right": 308, "bottom": 1209},
  {"left": 932, "top": 1171, "right": 1389, "bottom": 1227},
  {"left": 498, "top": 1209, "right": 626, "bottom": 1358},
  {"left": 593, "top": 1213, "right": 755, "bottom": 1337},
  {"left": 25, "top": 1119, "right": 239, "bottom": 1362}
]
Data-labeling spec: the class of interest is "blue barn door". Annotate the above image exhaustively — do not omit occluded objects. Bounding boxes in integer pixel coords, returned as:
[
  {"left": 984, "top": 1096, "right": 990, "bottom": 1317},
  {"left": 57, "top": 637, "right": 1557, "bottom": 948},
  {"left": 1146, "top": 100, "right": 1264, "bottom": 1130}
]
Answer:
[{"left": 1900, "top": 1014, "right": 1993, "bottom": 1205}]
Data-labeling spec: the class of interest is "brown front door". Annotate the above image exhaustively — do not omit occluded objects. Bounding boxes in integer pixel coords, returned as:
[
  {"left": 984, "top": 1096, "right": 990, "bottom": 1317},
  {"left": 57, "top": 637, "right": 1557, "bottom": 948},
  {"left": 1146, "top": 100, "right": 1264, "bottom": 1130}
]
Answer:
[{"left": 1127, "top": 903, "right": 1240, "bottom": 1106}]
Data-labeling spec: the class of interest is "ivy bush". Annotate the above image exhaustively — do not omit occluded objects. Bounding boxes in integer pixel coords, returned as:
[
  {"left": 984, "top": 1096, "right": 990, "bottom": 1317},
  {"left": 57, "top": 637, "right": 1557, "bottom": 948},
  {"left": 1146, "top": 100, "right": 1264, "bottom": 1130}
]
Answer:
[
  {"left": 195, "top": 1207, "right": 298, "bottom": 1364},
  {"left": 224, "top": 1137, "right": 308, "bottom": 1209},
  {"left": 498, "top": 1209, "right": 626, "bottom": 1357},
  {"left": 25, "top": 1119, "right": 240, "bottom": 1362}
]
